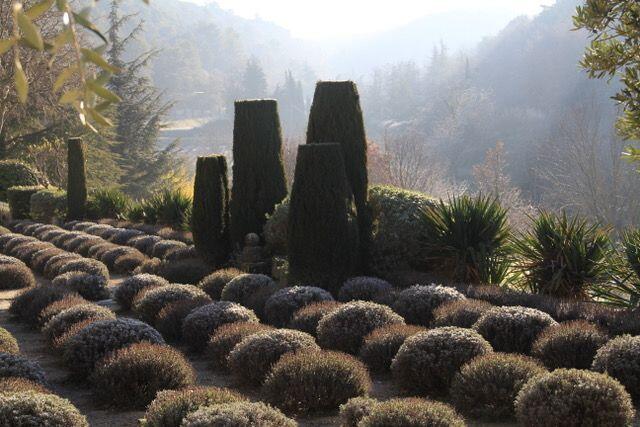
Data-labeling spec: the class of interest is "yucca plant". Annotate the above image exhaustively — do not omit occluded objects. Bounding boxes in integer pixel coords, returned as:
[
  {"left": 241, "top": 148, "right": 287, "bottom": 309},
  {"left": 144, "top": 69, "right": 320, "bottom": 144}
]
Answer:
[
  {"left": 86, "top": 188, "right": 131, "bottom": 220},
  {"left": 139, "top": 188, "right": 192, "bottom": 230},
  {"left": 416, "top": 194, "right": 511, "bottom": 284},
  {"left": 512, "top": 211, "right": 610, "bottom": 298}
]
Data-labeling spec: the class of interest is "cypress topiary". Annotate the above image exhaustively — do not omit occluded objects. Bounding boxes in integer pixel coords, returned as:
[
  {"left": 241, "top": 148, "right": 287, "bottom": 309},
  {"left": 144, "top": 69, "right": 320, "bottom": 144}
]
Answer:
[
  {"left": 288, "top": 144, "right": 358, "bottom": 293},
  {"left": 229, "top": 100, "right": 287, "bottom": 249},
  {"left": 66, "top": 138, "right": 87, "bottom": 221},
  {"left": 192, "top": 155, "right": 230, "bottom": 266},
  {"left": 307, "top": 81, "right": 370, "bottom": 271}
]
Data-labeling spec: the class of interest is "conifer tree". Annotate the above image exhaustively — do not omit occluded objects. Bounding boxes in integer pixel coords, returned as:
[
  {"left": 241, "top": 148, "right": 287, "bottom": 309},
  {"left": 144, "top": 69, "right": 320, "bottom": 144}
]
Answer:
[
  {"left": 230, "top": 99, "right": 287, "bottom": 249},
  {"left": 242, "top": 57, "right": 268, "bottom": 99},
  {"left": 288, "top": 144, "right": 358, "bottom": 292},
  {"left": 67, "top": 137, "right": 87, "bottom": 220},
  {"left": 192, "top": 155, "right": 231, "bottom": 266},
  {"left": 306, "top": 81, "right": 371, "bottom": 271}
]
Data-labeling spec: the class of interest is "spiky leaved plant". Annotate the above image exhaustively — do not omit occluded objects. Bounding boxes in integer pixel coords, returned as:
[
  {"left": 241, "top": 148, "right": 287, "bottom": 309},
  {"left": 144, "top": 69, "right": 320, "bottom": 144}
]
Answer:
[
  {"left": 512, "top": 210, "right": 610, "bottom": 298},
  {"left": 416, "top": 194, "right": 511, "bottom": 284}
]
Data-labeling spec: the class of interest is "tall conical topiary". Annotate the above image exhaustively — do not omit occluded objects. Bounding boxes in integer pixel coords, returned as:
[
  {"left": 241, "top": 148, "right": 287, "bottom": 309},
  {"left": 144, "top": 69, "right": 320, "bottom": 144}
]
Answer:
[
  {"left": 192, "top": 155, "right": 231, "bottom": 266},
  {"left": 288, "top": 144, "right": 358, "bottom": 293},
  {"left": 306, "top": 81, "right": 371, "bottom": 271},
  {"left": 66, "top": 137, "right": 87, "bottom": 221},
  {"left": 230, "top": 99, "right": 288, "bottom": 249}
]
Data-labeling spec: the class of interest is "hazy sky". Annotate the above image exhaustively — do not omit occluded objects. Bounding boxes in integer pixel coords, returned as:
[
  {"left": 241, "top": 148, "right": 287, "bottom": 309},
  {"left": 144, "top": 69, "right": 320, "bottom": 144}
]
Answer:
[{"left": 186, "top": 0, "right": 557, "bottom": 39}]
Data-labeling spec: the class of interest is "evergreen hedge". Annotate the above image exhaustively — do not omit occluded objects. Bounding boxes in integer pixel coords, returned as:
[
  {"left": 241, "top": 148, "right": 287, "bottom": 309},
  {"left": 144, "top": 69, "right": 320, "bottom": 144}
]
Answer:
[
  {"left": 0, "top": 160, "right": 40, "bottom": 201},
  {"left": 288, "top": 144, "right": 358, "bottom": 292},
  {"left": 7, "top": 186, "right": 44, "bottom": 219},
  {"left": 66, "top": 138, "right": 87, "bottom": 221},
  {"left": 229, "top": 99, "right": 287, "bottom": 249},
  {"left": 192, "top": 155, "right": 230, "bottom": 265}
]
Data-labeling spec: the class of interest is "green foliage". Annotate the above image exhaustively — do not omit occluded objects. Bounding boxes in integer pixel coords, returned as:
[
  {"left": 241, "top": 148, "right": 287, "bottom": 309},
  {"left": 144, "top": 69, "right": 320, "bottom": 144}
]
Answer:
[
  {"left": 417, "top": 194, "right": 511, "bottom": 284},
  {"left": 512, "top": 210, "right": 610, "bottom": 298},
  {"left": 229, "top": 99, "right": 287, "bottom": 248},
  {"left": 0, "top": 326, "right": 19, "bottom": 354},
  {"left": 66, "top": 138, "right": 87, "bottom": 221},
  {"left": 191, "top": 155, "right": 230, "bottom": 265},
  {"left": 307, "top": 81, "right": 371, "bottom": 271},
  {"left": 86, "top": 188, "right": 131, "bottom": 220},
  {"left": 137, "top": 188, "right": 192, "bottom": 230},
  {"left": 0, "top": 160, "right": 40, "bottom": 201},
  {"left": 263, "top": 196, "right": 289, "bottom": 255},
  {"left": 288, "top": 144, "right": 358, "bottom": 292},
  {"left": 7, "top": 185, "right": 44, "bottom": 219},
  {"left": 30, "top": 188, "right": 66, "bottom": 222}
]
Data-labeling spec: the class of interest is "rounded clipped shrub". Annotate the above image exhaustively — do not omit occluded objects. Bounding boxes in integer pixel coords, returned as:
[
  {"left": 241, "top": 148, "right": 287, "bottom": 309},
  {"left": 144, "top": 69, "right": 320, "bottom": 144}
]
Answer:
[
  {"left": 37, "top": 294, "right": 87, "bottom": 328},
  {"left": 317, "top": 301, "right": 404, "bottom": 354},
  {"left": 114, "top": 273, "right": 169, "bottom": 310},
  {"left": 128, "top": 234, "right": 162, "bottom": 256},
  {"left": 100, "top": 246, "right": 141, "bottom": 269},
  {"left": 152, "top": 240, "right": 187, "bottom": 259},
  {"left": 91, "top": 342, "right": 196, "bottom": 408},
  {"left": 359, "top": 324, "right": 425, "bottom": 372},
  {"left": 182, "top": 401, "right": 296, "bottom": 427},
  {"left": 143, "top": 386, "right": 246, "bottom": 427},
  {"left": 532, "top": 320, "right": 608, "bottom": 369},
  {"left": 133, "top": 284, "right": 211, "bottom": 324},
  {"left": 12, "top": 241, "right": 52, "bottom": 263},
  {"left": 433, "top": 298, "right": 493, "bottom": 328},
  {"left": 51, "top": 318, "right": 102, "bottom": 351},
  {"left": 164, "top": 245, "right": 198, "bottom": 262},
  {"left": 62, "top": 318, "right": 164, "bottom": 377},
  {"left": 43, "top": 304, "right": 116, "bottom": 343},
  {"left": 288, "top": 301, "right": 342, "bottom": 336},
  {"left": 52, "top": 272, "right": 109, "bottom": 301},
  {"left": 228, "top": 329, "right": 319, "bottom": 385},
  {"left": 156, "top": 297, "right": 211, "bottom": 342},
  {"left": 159, "top": 258, "right": 212, "bottom": 285},
  {"left": 473, "top": 306, "right": 558, "bottom": 354},
  {"left": 0, "top": 326, "right": 19, "bottom": 354},
  {"left": 0, "top": 263, "right": 35, "bottom": 290},
  {"left": 338, "top": 276, "right": 393, "bottom": 303},
  {"left": 0, "top": 392, "right": 88, "bottom": 427},
  {"left": 206, "top": 322, "right": 274, "bottom": 370},
  {"left": 113, "top": 251, "right": 147, "bottom": 274},
  {"left": 43, "top": 253, "right": 81, "bottom": 279},
  {"left": 133, "top": 257, "right": 162, "bottom": 275},
  {"left": 0, "top": 253, "right": 26, "bottom": 267},
  {"left": 86, "top": 242, "right": 117, "bottom": 260},
  {"left": 182, "top": 301, "right": 258, "bottom": 352},
  {"left": 108, "top": 228, "right": 143, "bottom": 245},
  {"left": 263, "top": 350, "right": 371, "bottom": 414},
  {"left": 0, "top": 353, "right": 46, "bottom": 384},
  {"left": 9, "top": 285, "right": 73, "bottom": 325},
  {"left": 592, "top": 335, "right": 640, "bottom": 402},
  {"left": 0, "top": 377, "right": 50, "bottom": 394},
  {"left": 339, "top": 397, "right": 378, "bottom": 427},
  {"left": 450, "top": 353, "right": 547, "bottom": 420},
  {"left": 4, "top": 235, "right": 38, "bottom": 253},
  {"left": 359, "top": 398, "right": 465, "bottom": 427},
  {"left": 515, "top": 369, "right": 634, "bottom": 427},
  {"left": 58, "top": 258, "right": 108, "bottom": 281},
  {"left": 391, "top": 327, "right": 493, "bottom": 397},
  {"left": 31, "top": 247, "right": 65, "bottom": 273},
  {"left": 196, "top": 268, "right": 242, "bottom": 300},
  {"left": 221, "top": 273, "right": 279, "bottom": 318},
  {"left": 264, "top": 286, "right": 333, "bottom": 327},
  {"left": 393, "top": 284, "right": 465, "bottom": 326}
]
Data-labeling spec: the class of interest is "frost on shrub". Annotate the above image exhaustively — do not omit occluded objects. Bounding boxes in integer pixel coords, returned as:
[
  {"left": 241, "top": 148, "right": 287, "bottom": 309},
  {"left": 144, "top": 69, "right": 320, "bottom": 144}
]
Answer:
[
  {"left": 114, "top": 273, "right": 169, "bottom": 310},
  {"left": 143, "top": 386, "right": 246, "bottom": 427},
  {"left": 0, "top": 326, "right": 19, "bottom": 354},
  {"left": 263, "top": 350, "right": 371, "bottom": 414},
  {"left": 182, "top": 301, "right": 258, "bottom": 352},
  {"left": 228, "top": 329, "right": 319, "bottom": 385},
  {"left": 288, "top": 301, "right": 342, "bottom": 336},
  {"left": 206, "top": 322, "right": 274, "bottom": 371},
  {"left": 338, "top": 276, "right": 393, "bottom": 303},
  {"left": 532, "top": 320, "right": 608, "bottom": 369},
  {"left": 181, "top": 402, "right": 296, "bottom": 427},
  {"left": 264, "top": 286, "right": 333, "bottom": 327},
  {"left": 197, "top": 268, "right": 243, "bottom": 300},
  {"left": 592, "top": 335, "right": 640, "bottom": 402},
  {"left": 392, "top": 284, "right": 465, "bottom": 326},
  {"left": 63, "top": 318, "right": 164, "bottom": 377},
  {"left": 359, "top": 324, "right": 425, "bottom": 372},
  {"left": 0, "top": 353, "right": 46, "bottom": 384},
  {"left": 0, "top": 392, "right": 88, "bottom": 427},
  {"left": 0, "top": 263, "right": 35, "bottom": 290},
  {"left": 359, "top": 398, "right": 465, "bottom": 427},
  {"left": 52, "top": 272, "right": 110, "bottom": 301},
  {"left": 515, "top": 369, "right": 634, "bottom": 427},
  {"left": 473, "top": 306, "right": 558, "bottom": 354},
  {"left": 450, "top": 353, "right": 547, "bottom": 420},
  {"left": 339, "top": 397, "right": 379, "bottom": 427},
  {"left": 91, "top": 343, "right": 196, "bottom": 408},
  {"left": 133, "top": 284, "right": 211, "bottom": 325},
  {"left": 391, "top": 327, "right": 493, "bottom": 397},
  {"left": 433, "top": 298, "right": 493, "bottom": 328},
  {"left": 317, "top": 301, "right": 404, "bottom": 354},
  {"left": 43, "top": 304, "right": 115, "bottom": 343},
  {"left": 220, "top": 273, "right": 279, "bottom": 318}
]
